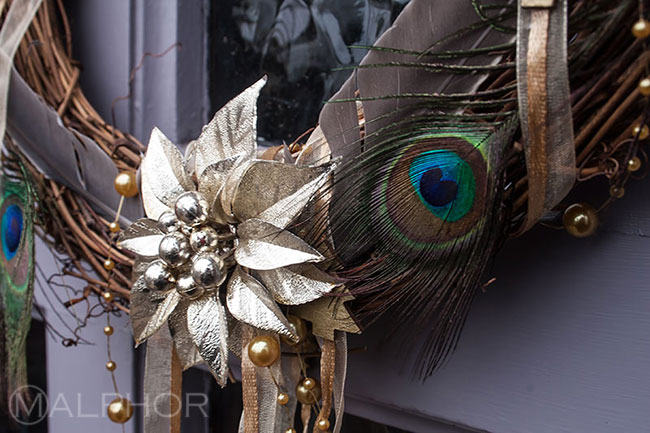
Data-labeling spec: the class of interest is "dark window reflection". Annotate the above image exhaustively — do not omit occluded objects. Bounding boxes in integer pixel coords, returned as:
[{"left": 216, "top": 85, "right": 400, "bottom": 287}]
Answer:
[{"left": 209, "top": 0, "right": 410, "bottom": 145}]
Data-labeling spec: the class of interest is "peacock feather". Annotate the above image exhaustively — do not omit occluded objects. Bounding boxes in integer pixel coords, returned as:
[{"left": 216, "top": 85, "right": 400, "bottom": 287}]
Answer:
[
  {"left": 0, "top": 159, "right": 35, "bottom": 410},
  {"left": 311, "top": 0, "right": 519, "bottom": 378},
  {"left": 312, "top": 0, "right": 636, "bottom": 377}
]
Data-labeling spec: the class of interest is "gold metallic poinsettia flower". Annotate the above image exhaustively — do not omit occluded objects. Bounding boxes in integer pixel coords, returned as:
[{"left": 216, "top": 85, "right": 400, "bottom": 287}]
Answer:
[{"left": 118, "top": 78, "right": 336, "bottom": 385}]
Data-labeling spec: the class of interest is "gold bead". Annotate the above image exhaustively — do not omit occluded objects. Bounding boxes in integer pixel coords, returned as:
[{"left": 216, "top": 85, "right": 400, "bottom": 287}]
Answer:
[
  {"left": 609, "top": 185, "right": 625, "bottom": 199},
  {"left": 103, "top": 325, "right": 114, "bottom": 336},
  {"left": 562, "top": 203, "right": 598, "bottom": 238},
  {"left": 103, "top": 291, "right": 114, "bottom": 303},
  {"left": 107, "top": 397, "right": 134, "bottom": 424},
  {"left": 640, "top": 78, "right": 650, "bottom": 96},
  {"left": 277, "top": 392, "right": 289, "bottom": 405},
  {"left": 247, "top": 335, "right": 281, "bottom": 367},
  {"left": 281, "top": 314, "right": 309, "bottom": 346},
  {"left": 633, "top": 124, "right": 649, "bottom": 140},
  {"left": 114, "top": 172, "right": 138, "bottom": 198},
  {"left": 109, "top": 222, "right": 121, "bottom": 233},
  {"left": 302, "top": 377, "right": 316, "bottom": 390},
  {"left": 633, "top": 19, "right": 650, "bottom": 39},
  {"left": 317, "top": 419, "right": 331, "bottom": 431},
  {"left": 103, "top": 258, "right": 115, "bottom": 271},
  {"left": 106, "top": 361, "right": 116, "bottom": 371},
  {"left": 284, "top": 429, "right": 297, "bottom": 433},
  {"left": 628, "top": 156, "right": 642, "bottom": 172},
  {"left": 296, "top": 378, "right": 321, "bottom": 405}
]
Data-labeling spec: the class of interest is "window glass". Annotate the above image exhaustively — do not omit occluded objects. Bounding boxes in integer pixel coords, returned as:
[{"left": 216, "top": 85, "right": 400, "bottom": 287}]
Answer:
[{"left": 210, "top": 0, "right": 410, "bottom": 145}]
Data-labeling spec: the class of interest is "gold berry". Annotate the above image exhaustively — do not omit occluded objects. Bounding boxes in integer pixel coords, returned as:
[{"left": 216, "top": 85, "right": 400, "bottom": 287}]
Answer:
[
  {"left": 247, "top": 335, "right": 281, "bottom": 367},
  {"left": 106, "top": 361, "right": 116, "bottom": 371},
  {"left": 107, "top": 397, "right": 134, "bottom": 424},
  {"left": 317, "top": 419, "right": 331, "bottom": 431},
  {"left": 277, "top": 392, "right": 289, "bottom": 406},
  {"left": 103, "top": 258, "right": 115, "bottom": 271},
  {"left": 633, "top": 124, "right": 649, "bottom": 140},
  {"left": 302, "top": 377, "right": 316, "bottom": 390},
  {"left": 562, "top": 203, "right": 598, "bottom": 238},
  {"left": 633, "top": 19, "right": 650, "bottom": 39},
  {"left": 103, "top": 325, "right": 114, "bottom": 336},
  {"left": 296, "top": 378, "right": 322, "bottom": 405},
  {"left": 114, "top": 172, "right": 138, "bottom": 198},
  {"left": 609, "top": 185, "right": 624, "bottom": 199},
  {"left": 109, "top": 222, "right": 121, "bottom": 233},
  {"left": 103, "top": 291, "right": 114, "bottom": 302},
  {"left": 640, "top": 77, "right": 650, "bottom": 96},
  {"left": 628, "top": 156, "right": 642, "bottom": 172}
]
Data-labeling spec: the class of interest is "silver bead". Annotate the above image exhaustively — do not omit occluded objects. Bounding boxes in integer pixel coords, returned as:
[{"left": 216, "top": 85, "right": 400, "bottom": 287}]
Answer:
[
  {"left": 158, "top": 210, "right": 178, "bottom": 233},
  {"left": 176, "top": 274, "right": 205, "bottom": 300},
  {"left": 191, "top": 252, "right": 225, "bottom": 288},
  {"left": 190, "top": 226, "right": 219, "bottom": 252},
  {"left": 158, "top": 232, "right": 191, "bottom": 267},
  {"left": 174, "top": 191, "right": 209, "bottom": 226},
  {"left": 143, "top": 260, "right": 174, "bottom": 292}
]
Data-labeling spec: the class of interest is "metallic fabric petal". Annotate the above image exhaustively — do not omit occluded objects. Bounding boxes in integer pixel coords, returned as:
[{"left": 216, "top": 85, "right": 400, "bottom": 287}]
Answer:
[
  {"left": 226, "top": 267, "right": 296, "bottom": 341},
  {"left": 137, "top": 289, "right": 181, "bottom": 344},
  {"left": 254, "top": 264, "right": 338, "bottom": 305},
  {"left": 236, "top": 219, "right": 324, "bottom": 270},
  {"left": 169, "top": 299, "right": 204, "bottom": 370},
  {"left": 140, "top": 175, "right": 173, "bottom": 221},
  {"left": 119, "top": 218, "right": 163, "bottom": 241},
  {"left": 231, "top": 161, "right": 329, "bottom": 228},
  {"left": 117, "top": 218, "right": 163, "bottom": 256},
  {"left": 141, "top": 127, "right": 195, "bottom": 218},
  {"left": 130, "top": 276, "right": 173, "bottom": 346},
  {"left": 186, "top": 292, "right": 229, "bottom": 386},
  {"left": 118, "top": 234, "right": 163, "bottom": 257},
  {"left": 193, "top": 77, "right": 266, "bottom": 178},
  {"left": 197, "top": 156, "right": 239, "bottom": 222},
  {"left": 295, "top": 125, "right": 331, "bottom": 166},
  {"left": 219, "top": 157, "right": 252, "bottom": 221}
]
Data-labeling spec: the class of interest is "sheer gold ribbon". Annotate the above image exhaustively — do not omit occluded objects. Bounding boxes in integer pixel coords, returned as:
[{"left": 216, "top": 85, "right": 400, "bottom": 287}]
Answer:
[{"left": 517, "top": 0, "right": 575, "bottom": 232}]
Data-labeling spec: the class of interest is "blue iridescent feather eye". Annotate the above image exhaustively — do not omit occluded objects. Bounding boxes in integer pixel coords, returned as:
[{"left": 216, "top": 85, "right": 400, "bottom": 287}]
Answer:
[
  {"left": 408, "top": 150, "right": 476, "bottom": 222},
  {"left": 375, "top": 134, "right": 488, "bottom": 249},
  {"left": 2, "top": 204, "right": 23, "bottom": 260}
]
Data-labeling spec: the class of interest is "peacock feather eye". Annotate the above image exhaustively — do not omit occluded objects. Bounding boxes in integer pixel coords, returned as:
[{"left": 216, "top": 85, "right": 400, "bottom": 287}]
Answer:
[
  {"left": 375, "top": 133, "right": 488, "bottom": 249},
  {"left": 408, "top": 150, "right": 476, "bottom": 222},
  {"left": 2, "top": 204, "right": 23, "bottom": 260}
]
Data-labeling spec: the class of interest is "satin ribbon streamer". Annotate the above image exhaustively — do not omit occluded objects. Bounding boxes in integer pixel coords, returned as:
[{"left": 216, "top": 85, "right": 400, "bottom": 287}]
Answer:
[{"left": 517, "top": 0, "right": 575, "bottom": 231}]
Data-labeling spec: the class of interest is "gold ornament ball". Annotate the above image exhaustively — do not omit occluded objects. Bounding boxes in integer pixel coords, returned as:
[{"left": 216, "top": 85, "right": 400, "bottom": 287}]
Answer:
[
  {"left": 247, "top": 335, "right": 281, "bottom": 367},
  {"left": 106, "top": 361, "right": 116, "bottom": 371},
  {"left": 633, "top": 124, "right": 649, "bottom": 140},
  {"left": 285, "top": 429, "right": 297, "bottom": 433},
  {"left": 640, "top": 77, "right": 650, "bottom": 96},
  {"left": 102, "top": 291, "right": 114, "bottom": 302},
  {"left": 277, "top": 392, "right": 289, "bottom": 406},
  {"left": 103, "top": 325, "right": 114, "bottom": 336},
  {"left": 609, "top": 185, "right": 625, "bottom": 199},
  {"left": 114, "top": 172, "right": 139, "bottom": 198},
  {"left": 628, "top": 156, "right": 642, "bottom": 172},
  {"left": 562, "top": 203, "right": 598, "bottom": 238},
  {"left": 296, "top": 378, "right": 321, "bottom": 405},
  {"left": 107, "top": 397, "right": 134, "bottom": 424},
  {"left": 633, "top": 19, "right": 650, "bottom": 39},
  {"left": 281, "top": 314, "right": 309, "bottom": 345},
  {"left": 109, "top": 222, "right": 121, "bottom": 233},
  {"left": 302, "top": 377, "right": 316, "bottom": 390},
  {"left": 103, "top": 258, "right": 115, "bottom": 271},
  {"left": 317, "top": 419, "right": 331, "bottom": 431}
]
